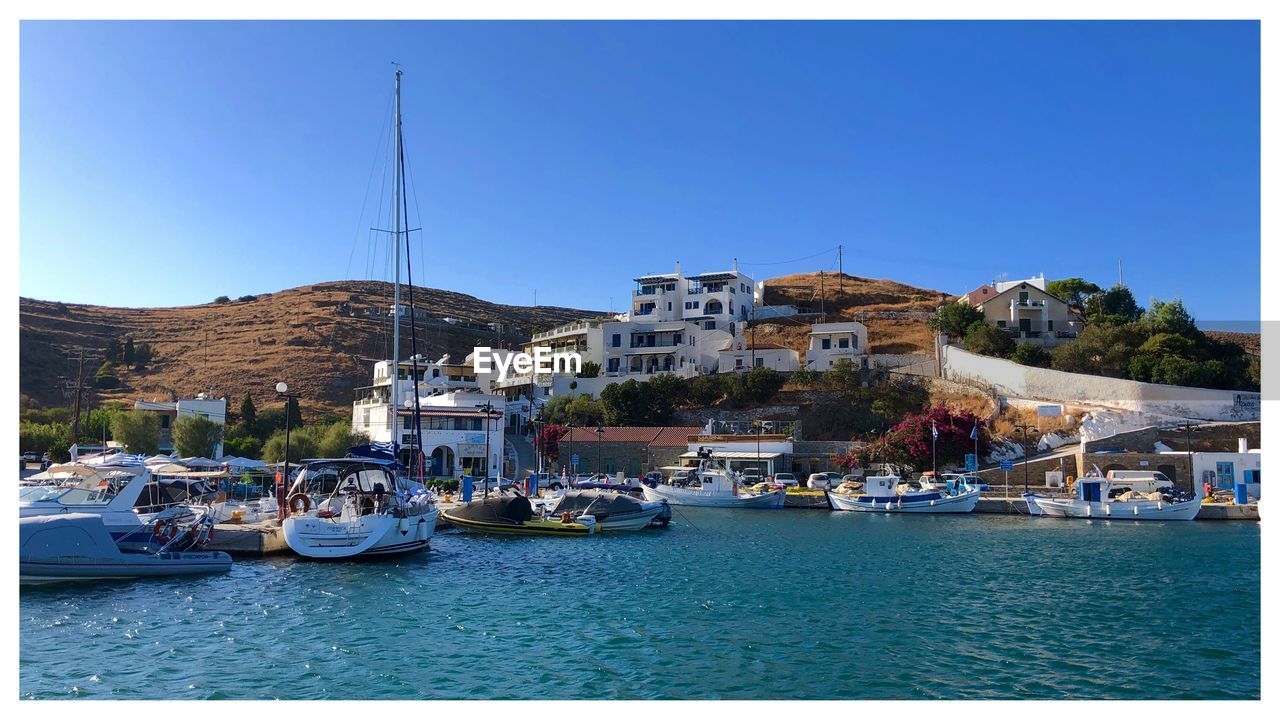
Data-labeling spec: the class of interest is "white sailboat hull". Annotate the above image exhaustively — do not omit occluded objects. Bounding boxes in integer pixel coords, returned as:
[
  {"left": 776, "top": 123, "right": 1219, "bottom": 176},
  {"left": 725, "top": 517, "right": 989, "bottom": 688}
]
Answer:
[
  {"left": 283, "top": 507, "right": 439, "bottom": 558},
  {"left": 1023, "top": 494, "right": 1201, "bottom": 521},
  {"left": 826, "top": 488, "right": 981, "bottom": 513},
  {"left": 641, "top": 484, "right": 784, "bottom": 508}
]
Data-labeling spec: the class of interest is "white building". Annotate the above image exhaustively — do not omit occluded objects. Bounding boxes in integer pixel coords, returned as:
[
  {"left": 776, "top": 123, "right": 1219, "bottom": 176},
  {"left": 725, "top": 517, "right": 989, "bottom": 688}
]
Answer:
[
  {"left": 133, "top": 395, "right": 229, "bottom": 457},
  {"left": 960, "top": 274, "right": 1082, "bottom": 345},
  {"left": 717, "top": 339, "right": 801, "bottom": 373},
  {"left": 492, "top": 259, "right": 761, "bottom": 401},
  {"left": 805, "top": 322, "right": 869, "bottom": 370},
  {"left": 352, "top": 359, "right": 506, "bottom": 478}
]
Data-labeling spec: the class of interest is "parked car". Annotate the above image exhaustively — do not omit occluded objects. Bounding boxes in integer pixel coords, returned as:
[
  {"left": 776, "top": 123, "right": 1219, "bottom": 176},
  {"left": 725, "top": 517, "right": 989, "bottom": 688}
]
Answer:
[
  {"left": 22, "top": 451, "right": 39, "bottom": 463},
  {"left": 772, "top": 472, "right": 798, "bottom": 487},
  {"left": 807, "top": 473, "right": 833, "bottom": 490}
]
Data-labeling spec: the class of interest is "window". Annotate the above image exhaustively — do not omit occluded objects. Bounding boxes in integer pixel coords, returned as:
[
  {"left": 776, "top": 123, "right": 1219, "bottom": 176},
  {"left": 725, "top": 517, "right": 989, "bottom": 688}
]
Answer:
[
  {"left": 839, "top": 338, "right": 849, "bottom": 349},
  {"left": 667, "top": 302, "right": 672, "bottom": 311},
  {"left": 673, "top": 333, "right": 682, "bottom": 344},
  {"left": 851, "top": 334, "right": 858, "bottom": 348},
  {"left": 160, "top": 415, "right": 171, "bottom": 429},
  {"left": 432, "top": 369, "right": 440, "bottom": 377},
  {"left": 822, "top": 338, "right": 831, "bottom": 350},
  {"left": 611, "top": 333, "right": 621, "bottom": 348},
  {"left": 704, "top": 321, "right": 716, "bottom": 330},
  {"left": 755, "top": 357, "right": 763, "bottom": 367},
  {"left": 996, "top": 320, "right": 1006, "bottom": 328},
  {"left": 740, "top": 282, "right": 746, "bottom": 292},
  {"left": 1047, "top": 320, "right": 1054, "bottom": 331},
  {"left": 403, "top": 416, "right": 412, "bottom": 430},
  {"left": 607, "top": 358, "right": 620, "bottom": 373},
  {"left": 1019, "top": 291, "right": 1029, "bottom": 303},
  {"left": 736, "top": 358, "right": 744, "bottom": 368}
]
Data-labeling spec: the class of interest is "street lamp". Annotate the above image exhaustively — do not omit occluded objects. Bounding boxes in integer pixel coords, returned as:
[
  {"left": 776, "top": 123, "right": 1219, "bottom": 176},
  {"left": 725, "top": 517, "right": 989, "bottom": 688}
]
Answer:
[
  {"left": 595, "top": 426, "right": 605, "bottom": 477},
  {"left": 480, "top": 400, "right": 494, "bottom": 499},
  {"left": 275, "top": 381, "right": 300, "bottom": 520},
  {"left": 1012, "top": 423, "right": 1039, "bottom": 495},
  {"left": 566, "top": 422, "right": 575, "bottom": 481},
  {"left": 752, "top": 419, "right": 764, "bottom": 478}
]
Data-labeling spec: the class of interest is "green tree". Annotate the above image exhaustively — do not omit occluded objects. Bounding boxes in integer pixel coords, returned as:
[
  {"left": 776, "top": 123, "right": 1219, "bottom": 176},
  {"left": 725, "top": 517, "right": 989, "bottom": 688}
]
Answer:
[
  {"left": 109, "top": 410, "right": 160, "bottom": 455},
  {"left": 172, "top": 415, "right": 225, "bottom": 457},
  {"left": 577, "top": 361, "right": 601, "bottom": 378},
  {"left": 1050, "top": 323, "right": 1146, "bottom": 378},
  {"left": 223, "top": 435, "right": 264, "bottom": 460},
  {"left": 964, "top": 321, "right": 1015, "bottom": 358},
  {"left": 1010, "top": 342, "right": 1052, "bottom": 368},
  {"left": 1084, "top": 285, "right": 1144, "bottom": 326},
  {"left": 685, "top": 375, "right": 724, "bottom": 407},
  {"left": 123, "top": 337, "right": 135, "bottom": 365},
  {"left": 261, "top": 429, "right": 319, "bottom": 464},
  {"left": 600, "top": 379, "right": 673, "bottom": 425},
  {"left": 239, "top": 392, "right": 258, "bottom": 430},
  {"left": 927, "top": 301, "right": 986, "bottom": 338},
  {"left": 789, "top": 367, "right": 820, "bottom": 387},
  {"left": 94, "top": 361, "right": 121, "bottom": 389},
  {"left": 104, "top": 338, "right": 121, "bottom": 362},
  {"left": 286, "top": 396, "right": 304, "bottom": 428},
  {"left": 1045, "top": 278, "right": 1102, "bottom": 315},
  {"left": 20, "top": 421, "right": 70, "bottom": 455},
  {"left": 133, "top": 342, "right": 153, "bottom": 370},
  {"left": 824, "top": 358, "right": 863, "bottom": 392},
  {"left": 313, "top": 422, "right": 371, "bottom": 458},
  {"left": 1141, "top": 299, "right": 1198, "bottom": 337}
]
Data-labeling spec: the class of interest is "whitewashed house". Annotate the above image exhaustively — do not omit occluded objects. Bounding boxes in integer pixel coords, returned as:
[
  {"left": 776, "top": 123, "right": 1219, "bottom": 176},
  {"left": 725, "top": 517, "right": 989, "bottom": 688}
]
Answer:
[
  {"left": 960, "top": 274, "right": 1081, "bottom": 345},
  {"left": 718, "top": 339, "right": 801, "bottom": 373},
  {"left": 805, "top": 322, "right": 869, "bottom": 370},
  {"left": 133, "top": 395, "right": 229, "bottom": 457}
]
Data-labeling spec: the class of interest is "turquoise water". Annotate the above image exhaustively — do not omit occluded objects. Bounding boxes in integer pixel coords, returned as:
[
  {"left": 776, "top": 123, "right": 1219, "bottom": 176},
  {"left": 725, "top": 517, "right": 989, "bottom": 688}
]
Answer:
[{"left": 20, "top": 509, "right": 1260, "bottom": 700}]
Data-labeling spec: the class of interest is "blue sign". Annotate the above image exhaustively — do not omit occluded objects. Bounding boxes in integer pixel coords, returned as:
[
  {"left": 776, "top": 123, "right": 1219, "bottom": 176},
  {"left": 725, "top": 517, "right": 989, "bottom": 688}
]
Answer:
[
  {"left": 965, "top": 454, "right": 977, "bottom": 472},
  {"left": 1000, "top": 460, "right": 1014, "bottom": 472},
  {"left": 571, "top": 453, "right": 580, "bottom": 466}
]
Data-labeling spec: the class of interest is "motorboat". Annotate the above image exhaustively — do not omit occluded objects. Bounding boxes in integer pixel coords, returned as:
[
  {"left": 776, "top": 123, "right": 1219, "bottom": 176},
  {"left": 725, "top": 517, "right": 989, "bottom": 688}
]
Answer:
[
  {"left": 640, "top": 459, "right": 785, "bottom": 509},
  {"left": 281, "top": 458, "right": 439, "bottom": 559},
  {"left": 442, "top": 495, "right": 598, "bottom": 536},
  {"left": 20, "top": 512, "right": 231, "bottom": 585},
  {"left": 826, "top": 475, "right": 981, "bottom": 513},
  {"left": 543, "top": 489, "right": 671, "bottom": 530},
  {"left": 18, "top": 461, "right": 203, "bottom": 549},
  {"left": 919, "top": 471, "right": 990, "bottom": 493},
  {"left": 1024, "top": 474, "right": 1202, "bottom": 521}
]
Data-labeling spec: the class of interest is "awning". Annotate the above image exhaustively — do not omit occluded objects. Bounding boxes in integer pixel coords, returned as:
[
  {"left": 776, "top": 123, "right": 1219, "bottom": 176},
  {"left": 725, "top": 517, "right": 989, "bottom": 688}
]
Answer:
[{"left": 679, "top": 451, "right": 783, "bottom": 460}]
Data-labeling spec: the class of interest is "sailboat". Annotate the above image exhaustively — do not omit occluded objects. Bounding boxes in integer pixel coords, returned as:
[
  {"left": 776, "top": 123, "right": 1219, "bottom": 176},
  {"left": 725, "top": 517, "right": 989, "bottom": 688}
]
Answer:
[{"left": 282, "top": 68, "right": 439, "bottom": 559}]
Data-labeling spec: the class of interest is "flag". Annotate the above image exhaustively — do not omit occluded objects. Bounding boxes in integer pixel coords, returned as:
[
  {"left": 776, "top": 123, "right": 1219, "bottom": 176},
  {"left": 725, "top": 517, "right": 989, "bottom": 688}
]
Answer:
[
  {"left": 970, "top": 423, "right": 979, "bottom": 441},
  {"left": 931, "top": 422, "right": 938, "bottom": 440}
]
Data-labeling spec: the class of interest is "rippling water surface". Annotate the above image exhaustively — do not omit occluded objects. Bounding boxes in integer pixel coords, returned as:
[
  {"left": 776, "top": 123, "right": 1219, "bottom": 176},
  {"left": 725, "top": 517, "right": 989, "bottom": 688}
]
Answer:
[{"left": 20, "top": 510, "right": 1259, "bottom": 700}]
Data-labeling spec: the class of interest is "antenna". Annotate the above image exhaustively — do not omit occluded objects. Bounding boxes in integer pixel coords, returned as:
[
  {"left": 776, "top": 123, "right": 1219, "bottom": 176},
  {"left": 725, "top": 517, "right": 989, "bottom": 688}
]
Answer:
[{"left": 1118, "top": 259, "right": 1124, "bottom": 287}]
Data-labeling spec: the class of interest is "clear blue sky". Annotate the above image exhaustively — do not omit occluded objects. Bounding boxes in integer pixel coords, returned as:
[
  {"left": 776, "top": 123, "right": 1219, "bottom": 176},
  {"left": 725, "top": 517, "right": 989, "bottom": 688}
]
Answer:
[{"left": 19, "top": 21, "right": 1259, "bottom": 324}]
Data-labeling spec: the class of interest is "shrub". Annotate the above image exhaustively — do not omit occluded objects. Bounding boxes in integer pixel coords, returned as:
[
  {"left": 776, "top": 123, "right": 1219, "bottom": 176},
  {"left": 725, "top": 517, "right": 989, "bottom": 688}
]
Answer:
[
  {"left": 927, "top": 301, "right": 986, "bottom": 338},
  {"left": 577, "top": 361, "right": 601, "bottom": 378},
  {"left": 964, "top": 321, "right": 1015, "bottom": 358},
  {"left": 236, "top": 295, "right": 257, "bottom": 302},
  {"left": 261, "top": 429, "right": 319, "bottom": 464},
  {"left": 94, "top": 361, "right": 121, "bottom": 389},
  {"left": 1010, "top": 343, "right": 1052, "bottom": 368},
  {"left": 109, "top": 410, "right": 160, "bottom": 455},
  {"left": 223, "top": 435, "right": 264, "bottom": 460},
  {"left": 172, "top": 414, "right": 225, "bottom": 458},
  {"left": 213, "top": 296, "right": 231, "bottom": 304}
]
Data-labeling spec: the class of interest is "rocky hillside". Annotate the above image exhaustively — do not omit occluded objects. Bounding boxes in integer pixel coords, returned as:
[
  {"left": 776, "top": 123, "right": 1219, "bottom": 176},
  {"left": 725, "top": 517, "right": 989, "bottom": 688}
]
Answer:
[
  {"left": 19, "top": 281, "right": 602, "bottom": 413},
  {"left": 754, "top": 273, "right": 951, "bottom": 355}
]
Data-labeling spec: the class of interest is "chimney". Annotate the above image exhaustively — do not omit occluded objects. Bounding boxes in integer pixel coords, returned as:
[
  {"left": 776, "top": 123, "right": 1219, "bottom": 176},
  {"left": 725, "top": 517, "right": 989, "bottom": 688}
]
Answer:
[
  {"left": 732, "top": 257, "right": 739, "bottom": 272},
  {"left": 1239, "top": 438, "right": 1248, "bottom": 453},
  {"left": 675, "top": 261, "right": 682, "bottom": 276}
]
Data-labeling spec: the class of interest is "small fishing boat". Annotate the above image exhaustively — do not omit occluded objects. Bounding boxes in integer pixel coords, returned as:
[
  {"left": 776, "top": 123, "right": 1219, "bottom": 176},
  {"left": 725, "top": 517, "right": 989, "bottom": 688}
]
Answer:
[
  {"left": 442, "top": 495, "right": 598, "bottom": 536},
  {"left": 20, "top": 512, "right": 231, "bottom": 585},
  {"left": 640, "top": 458, "right": 785, "bottom": 509},
  {"left": 1024, "top": 475, "right": 1202, "bottom": 521},
  {"left": 826, "top": 475, "right": 981, "bottom": 513},
  {"left": 543, "top": 490, "right": 670, "bottom": 530},
  {"left": 282, "top": 458, "right": 439, "bottom": 559}
]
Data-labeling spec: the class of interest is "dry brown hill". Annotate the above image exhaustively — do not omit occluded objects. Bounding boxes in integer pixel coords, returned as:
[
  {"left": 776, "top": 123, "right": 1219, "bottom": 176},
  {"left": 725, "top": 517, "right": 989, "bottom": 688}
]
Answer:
[
  {"left": 754, "top": 272, "right": 951, "bottom": 355},
  {"left": 19, "top": 281, "right": 602, "bottom": 414}
]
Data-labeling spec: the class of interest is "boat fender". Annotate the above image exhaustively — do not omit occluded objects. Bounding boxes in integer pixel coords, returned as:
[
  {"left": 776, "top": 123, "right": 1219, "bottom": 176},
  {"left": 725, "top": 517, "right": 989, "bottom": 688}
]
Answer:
[
  {"left": 561, "top": 512, "right": 573, "bottom": 524},
  {"left": 289, "top": 493, "right": 312, "bottom": 514},
  {"left": 152, "top": 520, "right": 175, "bottom": 542},
  {"left": 930, "top": 500, "right": 936, "bottom": 506}
]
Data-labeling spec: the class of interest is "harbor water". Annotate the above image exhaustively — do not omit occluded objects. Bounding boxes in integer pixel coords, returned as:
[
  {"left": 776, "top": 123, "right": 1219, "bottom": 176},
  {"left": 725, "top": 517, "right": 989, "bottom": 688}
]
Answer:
[{"left": 20, "top": 509, "right": 1260, "bottom": 700}]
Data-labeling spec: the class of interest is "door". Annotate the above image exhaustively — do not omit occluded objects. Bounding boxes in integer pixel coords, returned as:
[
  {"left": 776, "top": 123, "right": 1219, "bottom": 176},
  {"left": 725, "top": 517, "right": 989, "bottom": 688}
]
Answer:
[
  {"left": 1019, "top": 318, "right": 1032, "bottom": 333},
  {"left": 1216, "top": 462, "right": 1235, "bottom": 489}
]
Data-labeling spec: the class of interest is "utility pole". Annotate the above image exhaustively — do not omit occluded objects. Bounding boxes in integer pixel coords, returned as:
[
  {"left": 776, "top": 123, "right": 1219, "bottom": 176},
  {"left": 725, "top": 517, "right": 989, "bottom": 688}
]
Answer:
[
  {"left": 819, "top": 271, "right": 825, "bottom": 322},
  {"left": 837, "top": 245, "right": 843, "bottom": 292},
  {"left": 70, "top": 346, "right": 87, "bottom": 447},
  {"left": 750, "top": 303, "right": 757, "bottom": 369}
]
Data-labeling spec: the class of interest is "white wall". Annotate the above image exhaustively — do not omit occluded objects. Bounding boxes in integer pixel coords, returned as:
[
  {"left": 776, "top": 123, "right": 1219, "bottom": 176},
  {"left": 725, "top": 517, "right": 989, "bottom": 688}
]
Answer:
[{"left": 942, "top": 346, "right": 1260, "bottom": 421}]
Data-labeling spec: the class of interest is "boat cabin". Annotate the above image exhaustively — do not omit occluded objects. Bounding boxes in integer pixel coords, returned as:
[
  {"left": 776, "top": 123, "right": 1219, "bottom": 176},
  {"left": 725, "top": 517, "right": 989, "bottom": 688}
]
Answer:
[{"left": 863, "top": 475, "right": 902, "bottom": 498}]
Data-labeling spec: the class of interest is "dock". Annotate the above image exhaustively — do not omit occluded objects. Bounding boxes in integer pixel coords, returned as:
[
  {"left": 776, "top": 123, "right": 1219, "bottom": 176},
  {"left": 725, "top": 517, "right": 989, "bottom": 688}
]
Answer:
[{"left": 207, "top": 520, "right": 289, "bottom": 557}]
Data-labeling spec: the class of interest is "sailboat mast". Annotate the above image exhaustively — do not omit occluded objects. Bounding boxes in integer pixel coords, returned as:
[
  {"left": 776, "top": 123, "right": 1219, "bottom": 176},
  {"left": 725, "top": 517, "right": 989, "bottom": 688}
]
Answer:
[{"left": 391, "top": 68, "right": 403, "bottom": 459}]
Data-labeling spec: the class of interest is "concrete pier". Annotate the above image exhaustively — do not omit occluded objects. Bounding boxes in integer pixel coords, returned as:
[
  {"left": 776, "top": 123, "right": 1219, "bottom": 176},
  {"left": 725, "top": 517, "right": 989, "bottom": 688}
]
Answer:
[{"left": 208, "top": 521, "right": 289, "bottom": 557}]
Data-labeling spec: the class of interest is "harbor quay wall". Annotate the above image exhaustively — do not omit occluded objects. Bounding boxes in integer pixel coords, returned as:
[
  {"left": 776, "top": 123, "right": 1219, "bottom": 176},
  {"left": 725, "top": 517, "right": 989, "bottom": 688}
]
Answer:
[
  {"left": 1081, "top": 422, "right": 1261, "bottom": 454},
  {"left": 942, "top": 346, "right": 1259, "bottom": 421},
  {"left": 1082, "top": 452, "right": 1193, "bottom": 488}
]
